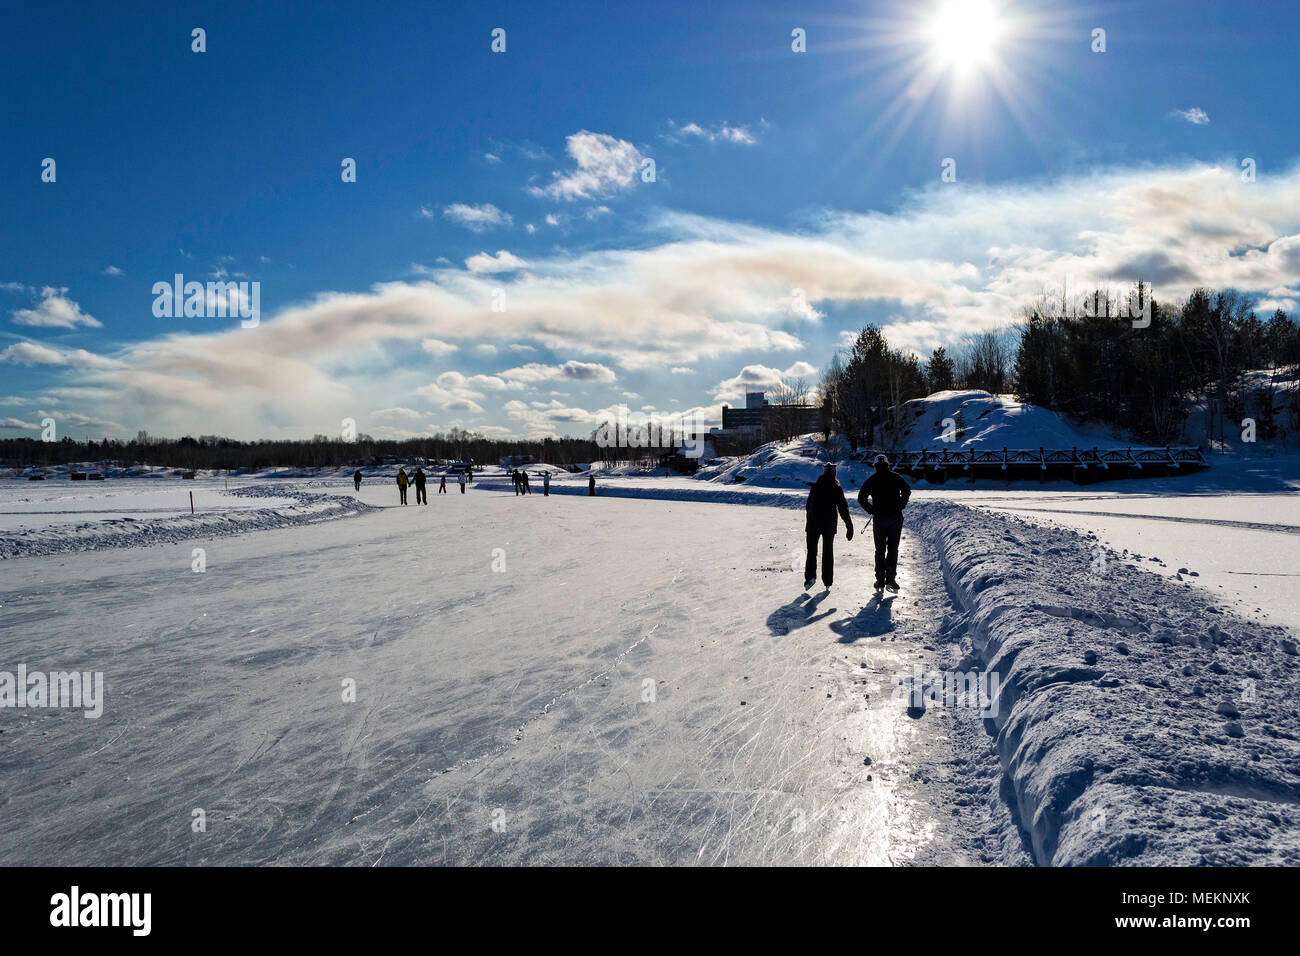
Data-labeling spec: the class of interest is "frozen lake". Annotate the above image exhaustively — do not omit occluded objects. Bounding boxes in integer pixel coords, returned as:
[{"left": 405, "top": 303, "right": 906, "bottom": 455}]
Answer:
[{"left": 0, "top": 482, "right": 1001, "bottom": 865}]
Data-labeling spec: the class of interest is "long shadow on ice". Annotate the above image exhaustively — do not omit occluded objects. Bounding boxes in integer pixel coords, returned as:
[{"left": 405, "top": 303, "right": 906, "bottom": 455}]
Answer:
[
  {"left": 830, "top": 593, "right": 896, "bottom": 644},
  {"left": 766, "top": 590, "right": 834, "bottom": 635}
]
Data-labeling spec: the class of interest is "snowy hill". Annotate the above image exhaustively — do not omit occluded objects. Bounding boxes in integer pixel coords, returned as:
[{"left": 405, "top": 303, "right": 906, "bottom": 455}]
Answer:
[
  {"left": 695, "top": 390, "right": 1149, "bottom": 490},
  {"left": 894, "top": 390, "right": 1135, "bottom": 452}
]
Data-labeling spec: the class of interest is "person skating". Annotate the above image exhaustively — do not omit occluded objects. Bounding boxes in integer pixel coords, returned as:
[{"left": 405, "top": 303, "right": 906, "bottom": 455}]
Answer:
[
  {"left": 396, "top": 467, "right": 409, "bottom": 505},
  {"left": 511, "top": 470, "right": 521, "bottom": 495},
  {"left": 588, "top": 472, "right": 596, "bottom": 496},
  {"left": 522, "top": 471, "right": 531, "bottom": 495},
  {"left": 542, "top": 471, "right": 550, "bottom": 496},
  {"left": 858, "top": 454, "right": 911, "bottom": 592},
  {"left": 353, "top": 469, "right": 362, "bottom": 491},
  {"left": 458, "top": 471, "right": 467, "bottom": 494},
  {"left": 413, "top": 467, "right": 427, "bottom": 504},
  {"left": 804, "top": 462, "right": 854, "bottom": 589},
  {"left": 438, "top": 474, "right": 447, "bottom": 494}
]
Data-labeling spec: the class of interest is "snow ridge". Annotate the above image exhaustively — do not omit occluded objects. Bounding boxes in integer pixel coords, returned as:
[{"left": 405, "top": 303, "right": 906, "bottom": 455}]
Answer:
[
  {"left": 0, "top": 485, "right": 376, "bottom": 559},
  {"left": 916, "top": 502, "right": 1300, "bottom": 866}
]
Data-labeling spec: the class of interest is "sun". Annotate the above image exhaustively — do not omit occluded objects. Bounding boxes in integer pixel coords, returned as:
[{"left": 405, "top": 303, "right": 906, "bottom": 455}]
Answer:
[{"left": 926, "top": 0, "right": 1006, "bottom": 77}]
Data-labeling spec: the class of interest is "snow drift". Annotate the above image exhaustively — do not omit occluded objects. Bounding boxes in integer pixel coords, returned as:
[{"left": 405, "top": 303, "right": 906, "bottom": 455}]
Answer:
[
  {"left": 0, "top": 485, "right": 375, "bottom": 559},
  {"left": 916, "top": 502, "right": 1300, "bottom": 866}
]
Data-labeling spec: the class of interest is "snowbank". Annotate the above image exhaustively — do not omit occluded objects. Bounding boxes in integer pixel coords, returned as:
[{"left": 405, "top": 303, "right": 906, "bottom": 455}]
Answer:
[
  {"left": 0, "top": 485, "right": 375, "bottom": 559},
  {"left": 896, "top": 390, "right": 1136, "bottom": 452},
  {"left": 916, "top": 502, "right": 1300, "bottom": 865}
]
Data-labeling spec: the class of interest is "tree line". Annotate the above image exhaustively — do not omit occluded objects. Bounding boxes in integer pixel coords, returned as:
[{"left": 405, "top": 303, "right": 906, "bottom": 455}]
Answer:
[
  {"left": 818, "top": 286, "right": 1300, "bottom": 449},
  {"left": 0, "top": 428, "right": 606, "bottom": 472}
]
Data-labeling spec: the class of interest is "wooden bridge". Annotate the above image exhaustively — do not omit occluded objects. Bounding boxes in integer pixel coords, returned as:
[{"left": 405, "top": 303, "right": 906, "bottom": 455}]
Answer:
[{"left": 878, "top": 446, "right": 1207, "bottom": 483}]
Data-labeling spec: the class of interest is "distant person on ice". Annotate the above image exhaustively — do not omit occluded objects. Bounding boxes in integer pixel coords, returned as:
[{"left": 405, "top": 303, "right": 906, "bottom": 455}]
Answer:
[
  {"left": 353, "top": 469, "right": 362, "bottom": 491},
  {"left": 542, "top": 472, "right": 550, "bottom": 496},
  {"left": 512, "top": 470, "right": 522, "bottom": 495},
  {"left": 458, "top": 471, "right": 467, "bottom": 494},
  {"left": 438, "top": 474, "right": 447, "bottom": 494},
  {"left": 858, "top": 454, "right": 911, "bottom": 592},
  {"left": 588, "top": 472, "right": 596, "bottom": 496},
  {"left": 522, "top": 471, "right": 531, "bottom": 494},
  {"left": 413, "top": 467, "right": 427, "bottom": 505},
  {"left": 396, "top": 467, "right": 409, "bottom": 505},
  {"left": 804, "top": 462, "right": 853, "bottom": 590}
]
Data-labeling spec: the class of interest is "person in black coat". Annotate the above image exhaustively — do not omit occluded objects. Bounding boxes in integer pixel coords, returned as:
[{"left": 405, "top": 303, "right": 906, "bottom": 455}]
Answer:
[
  {"left": 412, "top": 467, "right": 427, "bottom": 504},
  {"left": 804, "top": 462, "right": 854, "bottom": 589},
  {"left": 858, "top": 454, "right": 911, "bottom": 591}
]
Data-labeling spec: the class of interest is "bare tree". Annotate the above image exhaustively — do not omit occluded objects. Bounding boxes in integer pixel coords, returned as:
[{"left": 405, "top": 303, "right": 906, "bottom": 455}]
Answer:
[{"left": 767, "top": 376, "right": 811, "bottom": 443}]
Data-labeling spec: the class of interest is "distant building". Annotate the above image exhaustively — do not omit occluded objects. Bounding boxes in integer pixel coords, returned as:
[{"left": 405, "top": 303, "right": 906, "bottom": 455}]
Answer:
[{"left": 716, "top": 390, "right": 820, "bottom": 441}]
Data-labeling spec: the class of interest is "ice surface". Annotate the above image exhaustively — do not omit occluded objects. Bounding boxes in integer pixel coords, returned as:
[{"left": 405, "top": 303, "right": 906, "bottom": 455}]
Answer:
[
  {"left": 0, "top": 486, "right": 1004, "bottom": 865},
  {"left": 4, "top": 462, "right": 1297, "bottom": 866}
]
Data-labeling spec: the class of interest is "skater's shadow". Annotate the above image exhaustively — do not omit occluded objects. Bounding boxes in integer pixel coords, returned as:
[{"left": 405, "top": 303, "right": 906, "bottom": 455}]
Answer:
[
  {"left": 830, "top": 593, "right": 896, "bottom": 644},
  {"left": 766, "top": 591, "right": 835, "bottom": 635}
]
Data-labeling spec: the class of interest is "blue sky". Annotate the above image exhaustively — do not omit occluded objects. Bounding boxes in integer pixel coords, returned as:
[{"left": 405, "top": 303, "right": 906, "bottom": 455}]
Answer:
[{"left": 3, "top": 0, "right": 1299, "bottom": 440}]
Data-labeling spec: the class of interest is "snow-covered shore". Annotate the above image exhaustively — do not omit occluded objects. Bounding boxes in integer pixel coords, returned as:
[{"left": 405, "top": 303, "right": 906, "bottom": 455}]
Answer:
[{"left": 0, "top": 484, "right": 374, "bottom": 559}]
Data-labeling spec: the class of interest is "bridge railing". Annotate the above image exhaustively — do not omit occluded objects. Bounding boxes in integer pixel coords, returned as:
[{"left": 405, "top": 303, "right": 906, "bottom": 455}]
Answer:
[{"left": 875, "top": 446, "right": 1206, "bottom": 475}]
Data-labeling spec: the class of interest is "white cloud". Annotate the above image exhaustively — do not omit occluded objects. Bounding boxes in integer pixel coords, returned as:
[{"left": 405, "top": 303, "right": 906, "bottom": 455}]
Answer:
[
  {"left": 1172, "top": 107, "right": 1210, "bottom": 125},
  {"left": 712, "top": 361, "right": 819, "bottom": 401},
  {"left": 464, "top": 250, "right": 528, "bottom": 274},
  {"left": 528, "top": 131, "right": 645, "bottom": 201},
  {"left": 667, "top": 120, "right": 758, "bottom": 145},
  {"left": 370, "top": 407, "right": 424, "bottom": 420},
  {"left": 420, "top": 338, "right": 458, "bottom": 358},
  {"left": 34, "top": 409, "right": 124, "bottom": 431},
  {"left": 0, "top": 417, "right": 39, "bottom": 430},
  {"left": 0, "top": 342, "right": 118, "bottom": 369},
  {"left": 442, "top": 203, "right": 513, "bottom": 231},
  {"left": 502, "top": 398, "right": 597, "bottom": 437},
  {"left": 11, "top": 288, "right": 102, "bottom": 329},
  {"left": 498, "top": 360, "right": 617, "bottom": 384},
  {"left": 102, "top": 265, "right": 124, "bottom": 276}
]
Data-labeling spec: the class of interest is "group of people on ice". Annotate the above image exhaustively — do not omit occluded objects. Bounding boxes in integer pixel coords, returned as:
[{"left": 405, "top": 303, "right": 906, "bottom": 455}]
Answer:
[
  {"left": 804, "top": 454, "right": 911, "bottom": 594},
  {"left": 510, "top": 468, "right": 550, "bottom": 496},
  {"left": 353, "top": 467, "right": 468, "bottom": 505}
]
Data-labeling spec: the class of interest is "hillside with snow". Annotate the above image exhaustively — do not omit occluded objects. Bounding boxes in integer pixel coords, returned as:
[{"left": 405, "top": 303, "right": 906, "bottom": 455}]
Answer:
[{"left": 893, "top": 390, "right": 1139, "bottom": 452}]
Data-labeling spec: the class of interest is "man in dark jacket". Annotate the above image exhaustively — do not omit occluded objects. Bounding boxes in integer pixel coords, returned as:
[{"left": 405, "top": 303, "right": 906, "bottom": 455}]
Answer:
[
  {"left": 412, "top": 467, "right": 427, "bottom": 504},
  {"left": 858, "top": 454, "right": 911, "bottom": 592},
  {"left": 804, "top": 463, "right": 854, "bottom": 589}
]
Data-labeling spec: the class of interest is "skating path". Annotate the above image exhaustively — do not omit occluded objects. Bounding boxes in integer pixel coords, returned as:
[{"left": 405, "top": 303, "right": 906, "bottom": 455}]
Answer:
[{"left": 0, "top": 485, "right": 1008, "bottom": 865}]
